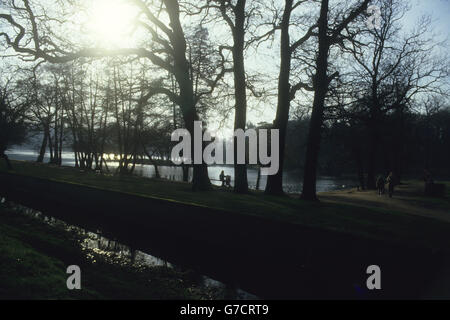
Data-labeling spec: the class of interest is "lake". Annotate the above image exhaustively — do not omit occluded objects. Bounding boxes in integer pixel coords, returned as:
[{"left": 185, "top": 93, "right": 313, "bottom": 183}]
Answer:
[{"left": 6, "top": 148, "right": 358, "bottom": 193}]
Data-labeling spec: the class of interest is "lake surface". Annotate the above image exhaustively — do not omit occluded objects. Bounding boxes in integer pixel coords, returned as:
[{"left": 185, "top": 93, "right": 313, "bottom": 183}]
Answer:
[{"left": 6, "top": 148, "right": 358, "bottom": 193}]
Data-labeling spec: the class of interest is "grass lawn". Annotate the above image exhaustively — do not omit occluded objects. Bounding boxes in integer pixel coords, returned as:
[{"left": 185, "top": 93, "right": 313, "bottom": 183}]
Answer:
[{"left": 1, "top": 160, "right": 450, "bottom": 250}]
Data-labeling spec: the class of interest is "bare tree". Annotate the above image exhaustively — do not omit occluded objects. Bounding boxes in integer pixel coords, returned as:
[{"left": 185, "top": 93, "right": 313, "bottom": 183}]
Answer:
[
  {"left": 300, "top": 0, "right": 370, "bottom": 201},
  {"left": 0, "top": 80, "right": 28, "bottom": 169},
  {"left": 339, "top": 0, "right": 449, "bottom": 189},
  {"left": 0, "top": 0, "right": 226, "bottom": 190},
  {"left": 188, "top": 0, "right": 264, "bottom": 193},
  {"left": 263, "top": 0, "right": 317, "bottom": 195}
]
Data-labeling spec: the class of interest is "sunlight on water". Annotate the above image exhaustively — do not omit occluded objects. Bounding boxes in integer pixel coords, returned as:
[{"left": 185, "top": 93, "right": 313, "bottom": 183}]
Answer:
[{"left": 6, "top": 148, "right": 358, "bottom": 193}]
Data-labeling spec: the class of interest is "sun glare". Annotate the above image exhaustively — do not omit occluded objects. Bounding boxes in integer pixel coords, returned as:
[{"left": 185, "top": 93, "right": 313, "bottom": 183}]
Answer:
[{"left": 87, "top": 0, "right": 137, "bottom": 47}]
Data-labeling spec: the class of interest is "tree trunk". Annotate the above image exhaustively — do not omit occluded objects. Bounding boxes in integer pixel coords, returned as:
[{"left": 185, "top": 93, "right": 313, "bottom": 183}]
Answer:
[
  {"left": 130, "top": 152, "right": 137, "bottom": 174},
  {"left": 154, "top": 163, "right": 160, "bottom": 179},
  {"left": 366, "top": 126, "right": 378, "bottom": 189},
  {"left": 354, "top": 147, "right": 365, "bottom": 190},
  {"left": 37, "top": 126, "right": 49, "bottom": 163},
  {"left": 58, "top": 110, "right": 64, "bottom": 166},
  {"left": 48, "top": 133, "right": 54, "bottom": 163},
  {"left": 182, "top": 164, "right": 189, "bottom": 182},
  {"left": 256, "top": 166, "right": 261, "bottom": 190},
  {"left": 53, "top": 104, "right": 59, "bottom": 165},
  {"left": 232, "top": 0, "right": 249, "bottom": 194},
  {"left": 74, "top": 150, "right": 79, "bottom": 168},
  {"left": 301, "top": 0, "right": 330, "bottom": 201},
  {"left": 143, "top": 147, "right": 161, "bottom": 179},
  {"left": 265, "top": 0, "right": 293, "bottom": 195},
  {"left": 102, "top": 158, "right": 110, "bottom": 173},
  {"left": 164, "top": 0, "right": 211, "bottom": 191}
]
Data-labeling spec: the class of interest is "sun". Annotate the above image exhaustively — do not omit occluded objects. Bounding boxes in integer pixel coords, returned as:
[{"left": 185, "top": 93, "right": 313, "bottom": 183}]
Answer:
[{"left": 86, "top": 0, "right": 137, "bottom": 47}]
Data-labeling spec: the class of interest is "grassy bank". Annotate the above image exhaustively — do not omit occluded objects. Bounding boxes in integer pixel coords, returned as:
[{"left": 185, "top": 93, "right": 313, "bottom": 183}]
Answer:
[
  {"left": 1, "top": 160, "right": 450, "bottom": 250},
  {"left": 0, "top": 203, "right": 221, "bottom": 300}
]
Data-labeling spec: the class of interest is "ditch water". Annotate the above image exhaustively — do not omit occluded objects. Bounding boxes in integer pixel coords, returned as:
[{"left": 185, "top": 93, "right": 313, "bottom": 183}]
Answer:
[
  {"left": 0, "top": 198, "right": 258, "bottom": 300},
  {"left": 6, "top": 148, "right": 358, "bottom": 193}
]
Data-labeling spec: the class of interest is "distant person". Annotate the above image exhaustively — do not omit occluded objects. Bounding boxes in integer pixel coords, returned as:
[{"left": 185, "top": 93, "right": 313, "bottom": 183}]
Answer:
[
  {"left": 376, "top": 175, "right": 385, "bottom": 195},
  {"left": 225, "top": 175, "right": 231, "bottom": 188},
  {"left": 386, "top": 172, "right": 395, "bottom": 198},
  {"left": 219, "top": 170, "right": 225, "bottom": 187}
]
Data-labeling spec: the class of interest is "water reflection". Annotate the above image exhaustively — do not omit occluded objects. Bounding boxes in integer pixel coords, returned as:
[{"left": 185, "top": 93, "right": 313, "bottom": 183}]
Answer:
[
  {"left": 7, "top": 148, "right": 358, "bottom": 193},
  {"left": 2, "top": 199, "right": 257, "bottom": 300}
]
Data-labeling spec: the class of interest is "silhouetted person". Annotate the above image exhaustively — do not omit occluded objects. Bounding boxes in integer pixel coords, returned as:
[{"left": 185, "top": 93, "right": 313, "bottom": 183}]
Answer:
[
  {"left": 386, "top": 172, "right": 395, "bottom": 198},
  {"left": 225, "top": 175, "right": 231, "bottom": 188},
  {"left": 376, "top": 175, "right": 385, "bottom": 195},
  {"left": 219, "top": 170, "right": 225, "bottom": 187}
]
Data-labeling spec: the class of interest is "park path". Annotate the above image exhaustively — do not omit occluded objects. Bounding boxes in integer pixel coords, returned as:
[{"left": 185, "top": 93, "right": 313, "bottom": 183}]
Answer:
[
  {"left": 319, "top": 181, "right": 450, "bottom": 223},
  {"left": 321, "top": 181, "right": 450, "bottom": 299}
]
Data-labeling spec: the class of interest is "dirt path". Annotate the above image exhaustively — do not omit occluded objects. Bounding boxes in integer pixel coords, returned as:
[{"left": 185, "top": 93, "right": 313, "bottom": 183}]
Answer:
[{"left": 319, "top": 181, "right": 450, "bottom": 223}]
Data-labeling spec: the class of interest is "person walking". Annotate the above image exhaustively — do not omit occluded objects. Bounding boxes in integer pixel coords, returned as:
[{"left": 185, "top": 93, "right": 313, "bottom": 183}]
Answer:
[
  {"left": 225, "top": 175, "right": 231, "bottom": 188},
  {"left": 386, "top": 172, "right": 395, "bottom": 198},
  {"left": 376, "top": 175, "right": 385, "bottom": 195},
  {"left": 219, "top": 170, "right": 225, "bottom": 187}
]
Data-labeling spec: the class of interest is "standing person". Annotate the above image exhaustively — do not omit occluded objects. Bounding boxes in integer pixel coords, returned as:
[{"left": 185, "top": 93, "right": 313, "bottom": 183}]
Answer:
[
  {"left": 219, "top": 170, "right": 225, "bottom": 187},
  {"left": 225, "top": 175, "right": 231, "bottom": 188},
  {"left": 376, "top": 175, "right": 385, "bottom": 195},
  {"left": 386, "top": 172, "right": 395, "bottom": 198}
]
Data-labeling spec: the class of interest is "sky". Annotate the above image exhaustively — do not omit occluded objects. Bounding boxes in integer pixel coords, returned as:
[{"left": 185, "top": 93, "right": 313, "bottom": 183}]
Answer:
[
  {"left": 1, "top": 0, "right": 449, "bottom": 138},
  {"left": 240, "top": 0, "right": 450, "bottom": 136},
  {"left": 406, "top": 0, "right": 450, "bottom": 43}
]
